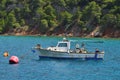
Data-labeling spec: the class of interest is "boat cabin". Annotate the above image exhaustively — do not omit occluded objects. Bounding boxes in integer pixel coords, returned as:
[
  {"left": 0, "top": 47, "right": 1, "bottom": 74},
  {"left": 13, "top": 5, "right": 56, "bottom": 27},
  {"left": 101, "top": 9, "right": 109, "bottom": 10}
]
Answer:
[
  {"left": 47, "top": 38, "right": 70, "bottom": 52},
  {"left": 56, "top": 40, "right": 70, "bottom": 52}
]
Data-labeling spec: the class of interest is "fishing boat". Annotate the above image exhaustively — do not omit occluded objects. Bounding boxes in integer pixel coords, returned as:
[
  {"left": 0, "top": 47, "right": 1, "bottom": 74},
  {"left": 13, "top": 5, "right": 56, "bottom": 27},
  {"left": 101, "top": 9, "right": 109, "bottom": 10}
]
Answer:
[{"left": 34, "top": 38, "right": 104, "bottom": 60}]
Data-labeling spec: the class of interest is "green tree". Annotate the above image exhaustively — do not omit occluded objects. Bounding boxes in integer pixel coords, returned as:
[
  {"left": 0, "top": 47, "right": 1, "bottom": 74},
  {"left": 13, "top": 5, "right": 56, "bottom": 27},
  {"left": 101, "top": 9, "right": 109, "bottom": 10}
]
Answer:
[
  {"left": 44, "top": 5, "right": 56, "bottom": 20},
  {"left": 60, "top": 11, "right": 73, "bottom": 23},
  {"left": 36, "top": 8, "right": 46, "bottom": 19},
  {"left": 40, "top": 19, "right": 49, "bottom": 33},
  {"left": 0, "top": 0, "right": 7, "bottom": 9},
  {"left": 116, "top": 14, "right": 120, "bottom": 29},
  {"left": 82, "top": 1, "right": 102, "bottom": 27},
  {"left": 20, "top": 19, "right": 25, "bottom": 26},
  {"left": 7, "top": 11, "right": 17, "bottom": 28},
  {"left": 101, "top": 14, "right": 116, "bottom": 28},
  {"left": 49, "top": 20, "right": 58, "bottom": 31},
  {"left": 0, "top": 19, "right": 5, "bottom": 33}
]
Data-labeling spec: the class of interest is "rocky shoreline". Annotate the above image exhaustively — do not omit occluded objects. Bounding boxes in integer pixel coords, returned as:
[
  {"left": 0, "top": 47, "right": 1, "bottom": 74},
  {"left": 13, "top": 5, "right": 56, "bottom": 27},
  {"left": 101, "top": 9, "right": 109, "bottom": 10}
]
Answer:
[
  {"left": 1, "top": 26, "right": 120, "bottom": 38},
  {"left": 2, "top": 30, "right": 120, "bottom": 38}
]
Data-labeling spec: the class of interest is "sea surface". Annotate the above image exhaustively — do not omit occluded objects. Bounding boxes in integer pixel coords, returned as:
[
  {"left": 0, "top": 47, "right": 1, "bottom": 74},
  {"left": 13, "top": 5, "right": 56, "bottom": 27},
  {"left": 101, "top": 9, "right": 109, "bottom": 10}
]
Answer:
[{"left": 0, "top": 36, "right": 120, "bottom": 80}]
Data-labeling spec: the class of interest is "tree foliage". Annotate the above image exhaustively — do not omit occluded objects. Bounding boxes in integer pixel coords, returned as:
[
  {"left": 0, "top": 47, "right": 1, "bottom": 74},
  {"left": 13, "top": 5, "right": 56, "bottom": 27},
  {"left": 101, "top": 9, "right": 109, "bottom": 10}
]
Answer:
[{"left": 0, "top": 0, "right": 119, "bottom": 35}]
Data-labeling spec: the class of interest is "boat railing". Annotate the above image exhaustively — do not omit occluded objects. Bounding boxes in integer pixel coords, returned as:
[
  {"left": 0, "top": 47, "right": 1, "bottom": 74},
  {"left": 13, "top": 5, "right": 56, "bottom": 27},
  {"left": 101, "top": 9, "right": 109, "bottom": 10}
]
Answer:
[{"left": 68, "top": 48, "right": 104, "bottom": 54}]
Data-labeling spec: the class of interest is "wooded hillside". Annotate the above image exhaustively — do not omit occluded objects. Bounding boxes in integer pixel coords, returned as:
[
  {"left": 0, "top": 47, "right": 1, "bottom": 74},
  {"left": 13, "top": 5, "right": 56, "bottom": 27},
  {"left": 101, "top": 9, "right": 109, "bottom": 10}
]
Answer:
[{"left": 0, "top": 0, "right": 120, "bottom": 37}]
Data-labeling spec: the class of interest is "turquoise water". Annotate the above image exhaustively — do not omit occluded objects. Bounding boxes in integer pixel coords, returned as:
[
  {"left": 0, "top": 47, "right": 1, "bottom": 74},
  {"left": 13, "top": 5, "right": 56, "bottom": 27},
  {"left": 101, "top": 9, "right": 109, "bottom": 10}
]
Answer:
[{"left": 0, "top": 36, "right": 120, "bottom": 80}]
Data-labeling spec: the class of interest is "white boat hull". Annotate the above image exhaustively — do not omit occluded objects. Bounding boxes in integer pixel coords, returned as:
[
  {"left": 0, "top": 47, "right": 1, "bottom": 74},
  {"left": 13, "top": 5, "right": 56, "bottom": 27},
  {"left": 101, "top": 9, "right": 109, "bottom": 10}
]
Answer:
[{"left": 36, "top": 49, "right": 104, "bottom": 60}]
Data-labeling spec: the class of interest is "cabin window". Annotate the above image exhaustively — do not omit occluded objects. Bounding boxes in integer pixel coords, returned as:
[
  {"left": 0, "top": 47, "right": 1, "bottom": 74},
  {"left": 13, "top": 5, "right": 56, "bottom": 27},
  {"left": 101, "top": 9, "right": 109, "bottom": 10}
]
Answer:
[{"left": 58, "top": 43, "right": 67, "bottom": 47}]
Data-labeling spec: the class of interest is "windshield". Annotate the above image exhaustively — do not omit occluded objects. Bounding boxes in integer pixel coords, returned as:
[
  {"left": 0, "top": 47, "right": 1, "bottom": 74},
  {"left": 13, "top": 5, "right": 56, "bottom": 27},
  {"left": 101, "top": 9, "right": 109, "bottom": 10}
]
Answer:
[{"left": 58, "top": 43, "right": 67, "bottom": 47}]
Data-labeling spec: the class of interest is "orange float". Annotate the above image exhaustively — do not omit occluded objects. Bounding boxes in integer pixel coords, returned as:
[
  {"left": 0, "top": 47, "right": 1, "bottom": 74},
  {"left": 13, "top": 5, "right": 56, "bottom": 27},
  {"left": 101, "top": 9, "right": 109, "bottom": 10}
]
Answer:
[{"left": 3, "top": 51, "right": 9, "bottom": 57}]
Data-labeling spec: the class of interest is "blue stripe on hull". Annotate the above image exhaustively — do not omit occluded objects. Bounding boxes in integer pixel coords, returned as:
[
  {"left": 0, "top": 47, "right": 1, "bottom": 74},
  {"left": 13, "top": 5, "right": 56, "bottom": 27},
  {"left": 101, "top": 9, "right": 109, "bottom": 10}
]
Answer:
[
  {"left": 85, "top": 57, "right": 103, "bottom": 60},
  {"left": 39, "top": 56, "right": 103, "bottom": 60}
]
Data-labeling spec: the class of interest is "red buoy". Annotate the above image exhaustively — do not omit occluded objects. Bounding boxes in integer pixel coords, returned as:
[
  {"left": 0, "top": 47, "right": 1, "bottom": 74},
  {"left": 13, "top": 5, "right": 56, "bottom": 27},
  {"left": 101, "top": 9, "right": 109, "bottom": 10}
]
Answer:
[{"left": 9, "top": 56, "right": 19, "bottom": 64}]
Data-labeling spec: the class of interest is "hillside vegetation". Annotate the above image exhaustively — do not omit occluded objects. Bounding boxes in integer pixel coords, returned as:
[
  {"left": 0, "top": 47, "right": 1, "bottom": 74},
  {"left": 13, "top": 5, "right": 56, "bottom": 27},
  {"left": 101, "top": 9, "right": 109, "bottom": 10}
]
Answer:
[{"left": 0, "top": 0, "right": 120, "bottom": 37}]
